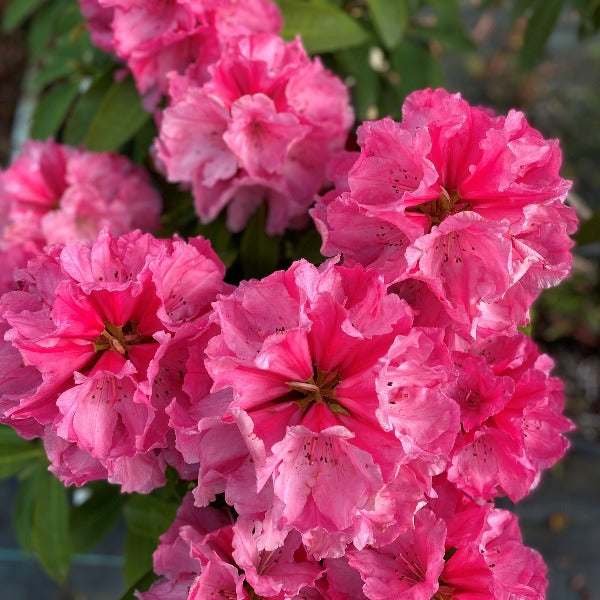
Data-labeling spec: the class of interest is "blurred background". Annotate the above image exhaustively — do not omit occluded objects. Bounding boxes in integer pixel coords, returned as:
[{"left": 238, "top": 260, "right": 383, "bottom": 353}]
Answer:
[{"left": 0, "top": 0, "right": 599, "bottom": 598}]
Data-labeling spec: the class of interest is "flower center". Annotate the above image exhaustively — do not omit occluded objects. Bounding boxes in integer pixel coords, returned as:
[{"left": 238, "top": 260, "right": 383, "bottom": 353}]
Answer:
[
  {"left": 93, "top": 321, "right": 153, "bottom": 357},
  {"left": 287, "top": 363, "right": 348, "bottom": 416},
  {"left": 407, "top": 187, "right": 469, "bottom": 226}
]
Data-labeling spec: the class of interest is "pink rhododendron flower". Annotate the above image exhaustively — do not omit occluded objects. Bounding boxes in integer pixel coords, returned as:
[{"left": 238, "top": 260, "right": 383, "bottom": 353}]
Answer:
[
  {"left": 204, "top": 259, "right": 459, "bottom": 556},
  {"left": 156, "top": 33, "right": 353, "bottom": 234},
  {"left": 139, "top": 492, "right": 323, "bottom": 600},
  {"left": 447, "top": 332, "right": 574, "bottom": 501},
  {"left": 0, "top": 139, "right": 161, "bottom": 294},
  {"left": 312, "top": 88, "right": 577, "bottom": 336},
  {"left": 0, "top": 229, "right": 228, "bottom": 492},
  {"left": 82, "top": 0, "right": 282, "bottom": 106}
]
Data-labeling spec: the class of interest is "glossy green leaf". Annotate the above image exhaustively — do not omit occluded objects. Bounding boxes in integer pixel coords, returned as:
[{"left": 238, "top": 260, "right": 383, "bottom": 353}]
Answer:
[
  {"left": 124, "top": 494, "right": 178, "bottom": 540},
  {"left": 389, "top": 37, "right": 444, "bottom": 97},
  {"left": 240, "top": 204, "right": 281, "bottom": 279},
  {"left": 32, "top": 470, "right": 72, "bottom": 583},
  {"left": 14, "top": 467, "right": 45, "bottom": 553},
  {"left": 575, "top": 207, "right": 600, "bottom": 245},
  {"left": 2, "top": 0, "right": 46, "bottom": 31},
  {"left": 120, "top": 569, "right": 160, "bottom": 600},
  {"left": 366, "top": 0, "right": 409, "bottom": 49},
  {"left": 71, "top": 484, "right": 126, "bottom": 554},
  {"left": 278, "top": 0, "right": 370, "bottom": 54},
  {"left": 63, "top": 68, "right": 115, "bottom": 145},
  {"left": 0, "top": 426, "right": 44, "bottom": 480},
  {"left": 30, "top": 80, "right": 79, "bottom": 139},
  {"left": 123, "top": 531, "right": 157, "bottom": 586},
  {"left": 83, "top": 76, "right": 150, "bottom": 152},
  {"left": 334, "top": 44, "right": 380, "bottom": 120},
  {"left": 26, "top": 0, "right": 69, "bottom": 60},
  {"left": 519, "top": 0, "right": 565, "bottom": 70}
]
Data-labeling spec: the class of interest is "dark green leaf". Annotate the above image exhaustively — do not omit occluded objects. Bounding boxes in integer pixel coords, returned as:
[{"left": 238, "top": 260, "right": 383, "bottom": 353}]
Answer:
[
  {"left": 30, "top": 80, "right": 79, "bottom": 139},
  {"left": 575, "top": 207, "right": 600, "bottom": 245},
  {"left": 26, "top": 0, "right": 69, "bottom": 61},
  {"left": 83, "top": 76, "right": 150, "bottom": 152},
  {"left": 366, "top": 0, "right": 409, "bottom": 49},
  {"left": 124, "top": 495, "right": 178, "bottom": 540},
  {"left": 71, "top": 484, "right": 126, "bottom": 554},
  {"left": 334, "top": 44, "right": 380, "bottom": 120},
  {"left": 63, "top": 68, "right": 115, "bottom": 145},
  {"left": 286, "top": 227, "right": 325, "bottom": 266},
  {"left": 120, "top": 570, "right": 158, "bottom": 600},
  {"left": 278, "top": 0, "right": 370, "bottom": 54},
  {"left": 389, "top": 37, "right": 444, "bottom": 97},
  {"left": 0, "top": 437, "right": 44, "bottom": 480},
  {"left": 123, "top": 531, "right": 157, "bottom": 586},
  {"left": 31, "top": 470, "right": 72, "bottom": 583},
  {"left": 13, "top": 464, "right": 47, "bottom": 552},
  {"left": 131, "top": 118, "right": 158, "bottom": 165},
  {"left": 420, "top": 0, "right": 474, "bottom": 52},
  {"left": 2, "top": 0, "right": 46, "bottom": 31},
  {"left": 240, "top": 204, "right": 281, "bottom": 279},
  {"left": 120, "top": 569, "right": 160, "bottom": 600},
  {"left": 195, "top": 216, "right": 238, "bottom": 268},
  {"left": 519, "top": 0, "right": 564, "bottom": 70}
]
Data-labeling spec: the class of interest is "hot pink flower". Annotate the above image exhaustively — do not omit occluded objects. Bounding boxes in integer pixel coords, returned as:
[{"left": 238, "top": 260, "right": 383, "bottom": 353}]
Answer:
[
  {"left": 447, "top": 332, "right": 573, "bottom": 501},
  {"left": 157, "top": 33, "right": 353, "bottom": 234},
  {"left": 312, "top": 88, "right": 577, "bottom": 336},
  {"left": 0, "top": 229, "right": 228, "bottom": 492},
  {"left": 205, "top": 259, "right": 458, "bottom": 556},
  {"left": 0, "top": 139, "right": 161, "bottom": 294}
]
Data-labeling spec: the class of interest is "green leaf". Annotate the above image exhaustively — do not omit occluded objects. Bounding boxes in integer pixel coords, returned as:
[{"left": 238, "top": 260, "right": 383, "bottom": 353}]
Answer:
[
  {"left": 83, "top": 76, "right": 150, "bottom": 152},
  {"left": 71, "top": 483, "right": 126, "bottom": 554},
  {"left": 277, "top": 0, "right": 370, "bottom": 54},
  {"left": 2, "top": 0, "right": 46, "bottom": 31},
  {"left": 366, "top": 0, "right": 409, "bottom": 49},
  {"left": 240, "top": 204, "right": 281, "bottom": 279},
  {"left": 13, "top": 464, "right": 46, "bottom": 552},
  {"left": 334, "top": 44, "right": 380, "bottom": 120},
  {"left": 0, "top": 433, "right": 44, "bottom": 480},
  {"left": 32, "top": 470, "right": 72, "bottom": 583},
  {"left": 63, "top": 68, "right": 115, "bottom": 145},
  {"left": 26, "top": 0, "right": 69, "bottom": 61},
  {"left": 120, "top": 569, "right": 160, "bottom": 600},
  {"left": 519, "top": 0, "right": 565, "bottom": 70},
  {"left": 389, "top": 37, "right": 444, "bottom": 97},
  {"left": 123, "top": 531, "right": 157, "bottom": 586},
  {"left": 419, "top": 0, "right": 474, "bottom": 52},
  {"left": 195, "top": 216, "right": 238, "bottom": 268},
  {"left": 575, "top": 207, "right": 600, "bottom": 245},
  {"left": 30, "top": 80, "right": 79, "bottom": 139},
  {"left": 124, "top": 495, "right": 178, "bottom": 540}
]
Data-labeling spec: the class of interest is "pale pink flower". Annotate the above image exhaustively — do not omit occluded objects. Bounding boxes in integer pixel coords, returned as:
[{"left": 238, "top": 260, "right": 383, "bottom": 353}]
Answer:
[
  {"left": 86, "top": 0, "right": 282, "bottom": 106},
  {"left": 157, "top": 33, "right": 353, "bottom": 234},
  {"left": 312, "top": 88, "right": 577, "bottom": 336},
  {"left": 0, "top": 139, "right": 161, "bottom": 294},
  {"left": 139, "top": 493, "right": 322, "bottom": 600},
  {"left": 0, "top": 229, "right": 228, "bottom": 492},
  {"left": 205, "top": 259, "right": 458, "bottom": 556},
  {"left": 447, "top": 332, "right": 573, "bottom": 501}
]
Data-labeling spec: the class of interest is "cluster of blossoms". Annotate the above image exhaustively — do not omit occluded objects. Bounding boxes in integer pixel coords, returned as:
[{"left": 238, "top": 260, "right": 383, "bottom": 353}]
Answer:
[
  {"left": 80, "top": 0, "right": 354, "bottom": 234},
  {"left": 79, "top": 0, "right": 283, "bottom": 106},
  {"left": 0, "top": 0, "right": 578, "bottom": 598},
  {"left": 0, "top": 139, "right": 161, "bottom": 294}
]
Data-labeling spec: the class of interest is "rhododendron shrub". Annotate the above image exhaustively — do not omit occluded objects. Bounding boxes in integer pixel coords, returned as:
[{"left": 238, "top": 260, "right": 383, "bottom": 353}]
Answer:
[
  {"left": 1, "top": 0, "right": 579, "bottom": 592},
  {"left": 312, "top": 88, "right": 577, "bottom": 337},
  {"left": 0, "top": 139, "right": 161, "bottom": 294},
  {"left": 156, "top": 33, "right": 354, "bottom": 235},
  {"left": 0, "top": 229, "right": 230, "bottom": 492}
]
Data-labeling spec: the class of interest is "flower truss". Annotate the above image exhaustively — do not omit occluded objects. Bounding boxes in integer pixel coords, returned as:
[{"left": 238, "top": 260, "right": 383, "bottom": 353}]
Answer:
[{"left": 0, "top": 0, "right": 580, "bottom": 597}]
